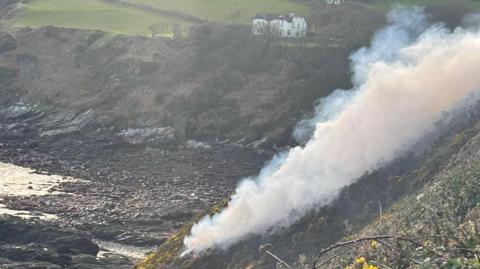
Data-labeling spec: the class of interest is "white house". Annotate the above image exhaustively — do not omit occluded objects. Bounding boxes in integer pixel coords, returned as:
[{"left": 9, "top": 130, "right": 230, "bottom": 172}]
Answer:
[
  {"left": 252, "top": 13, "right": 307, "bottom": 38},
  {"left": 326, "top": 0, "right": 345, "bottom": 5}
]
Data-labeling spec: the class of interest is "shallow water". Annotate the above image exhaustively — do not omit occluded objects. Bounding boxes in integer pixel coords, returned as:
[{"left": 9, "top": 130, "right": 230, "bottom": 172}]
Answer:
[
  {"left": 0, "top": 162, "right": 79, "bottom": 219},
  {"left": 0, "top": 162, "right": 154, "bottom": 260},
  {"left": 0, "top": 162, "right": 79, "bottom": 196},
  {"left": 0, "top": 202, "right": 58, "bottom": 220},
  {"left": 96, "top": 240, "right": 155, "bottom": 260}
]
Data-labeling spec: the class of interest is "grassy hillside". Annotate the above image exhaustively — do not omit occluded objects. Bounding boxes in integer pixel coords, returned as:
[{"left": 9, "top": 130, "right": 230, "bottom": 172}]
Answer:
[
  {"left": 336, "top": 160, "right": 480, "bottom": 269},
  {"left": 131, "top": 0, "right": 310, "bottom": 24},
  {"left": 11, "top": 0, "right": 194, "bottom": 36}
]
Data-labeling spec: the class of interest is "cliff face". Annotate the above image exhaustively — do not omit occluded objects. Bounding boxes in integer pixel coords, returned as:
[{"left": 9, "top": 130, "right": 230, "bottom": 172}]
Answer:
[
  {"left": 0, "top": 23, "right": 358, "bottom": 146},
  {"left": 0, "top": 0, "right": 17, "bottom": 19},
  {"left": 0, "top": 0, "right": 391, "bottom": 146}
]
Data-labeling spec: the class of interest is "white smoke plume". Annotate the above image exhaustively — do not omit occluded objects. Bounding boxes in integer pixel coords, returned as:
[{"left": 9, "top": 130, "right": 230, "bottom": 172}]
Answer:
[
  {"left": 183, "top": 7, "right": 480, "bottom": 255},
  {"left": 293, "top": 89, "right": 355, "bottom": 144}
]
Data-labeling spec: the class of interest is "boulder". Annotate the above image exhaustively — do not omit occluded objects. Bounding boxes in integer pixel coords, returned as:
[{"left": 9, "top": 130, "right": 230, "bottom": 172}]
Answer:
[
  {"left": 52, "top": 237, "right": 99, "bottom": 256},
  {"left": 0, "top": 32, "right": 16, "bottom": 53},
  {"left": 0, "top": 244, "right": 72, "bottom": 267},
  {"left": 0, "top": 261, "right": 62, "bottom": 269},
  {"left": 0, "top": 67, "right": 17, "bottom": 86}
]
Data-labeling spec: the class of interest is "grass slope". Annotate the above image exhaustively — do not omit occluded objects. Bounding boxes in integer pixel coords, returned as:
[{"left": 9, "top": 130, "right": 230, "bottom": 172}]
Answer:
[
  {"left": 131, "top": 0, "right": 310, "bottom": 24},
  {"left": 334, "top": 161, "right": 480, "bottom": 268}
]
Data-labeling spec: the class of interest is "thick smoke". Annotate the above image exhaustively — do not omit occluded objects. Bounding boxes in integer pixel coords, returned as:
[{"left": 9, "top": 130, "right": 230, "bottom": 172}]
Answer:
[
  {"left": 183, "top": 7, "right": 480, "bottom": 255},
  {"left": 294, "top": 7, "right": 429, "bottom": 144},
  {"left": 293, "top": 89, "right": 355, "bottom": 144}
]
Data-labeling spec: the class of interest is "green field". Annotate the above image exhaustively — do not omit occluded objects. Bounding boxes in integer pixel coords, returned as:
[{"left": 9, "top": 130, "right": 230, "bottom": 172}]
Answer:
[
  {"left": 132, "top": 0, "right": 310, "bottom": 24},
  {"left": 11, "top": 0, "right": 194, "bottom": 36}
]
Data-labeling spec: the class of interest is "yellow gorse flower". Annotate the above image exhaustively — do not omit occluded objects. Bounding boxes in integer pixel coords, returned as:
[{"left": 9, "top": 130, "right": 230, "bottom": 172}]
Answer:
[
  {"left": 356, "top": 257, "right": 366, "bottom": 264},
  {"left": 362, "top": 263, "right": 378, "bottom": 269},
  {"left": 370, "top": 240, "right": 378, "bottom": 249}
]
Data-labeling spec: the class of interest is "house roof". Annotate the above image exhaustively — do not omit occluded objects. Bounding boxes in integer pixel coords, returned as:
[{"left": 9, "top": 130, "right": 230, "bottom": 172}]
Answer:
[
  {"left": 253, "top": 13, "right": 304, "bottom": 22},
  {"left": 253, "top": 13, "right": 284, "bottom": 21}
]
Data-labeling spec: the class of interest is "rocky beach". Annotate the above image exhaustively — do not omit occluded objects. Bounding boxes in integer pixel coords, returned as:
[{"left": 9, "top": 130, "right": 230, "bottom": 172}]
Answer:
[{"left": 0, "top": 103, "right": 270, "bottom": 268}]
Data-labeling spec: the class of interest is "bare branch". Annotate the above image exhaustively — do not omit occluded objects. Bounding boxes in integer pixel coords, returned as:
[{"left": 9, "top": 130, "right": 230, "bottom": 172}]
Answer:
[
  {"left": 316, "top": 235, "right": 392, "bottom": 258},
  {"left": 313, "top": 243, "right": 359, "bottom": 269},
  {"left": 265, "top": 250, "right": 292, "bottom": 269}
]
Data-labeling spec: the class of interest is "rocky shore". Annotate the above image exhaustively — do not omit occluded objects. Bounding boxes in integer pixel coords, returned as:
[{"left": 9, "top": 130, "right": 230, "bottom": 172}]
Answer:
[
  {"left": 0, "top": 215, "right": 140, "bottom": 269},
  {"left": 0, "top": 104, "right": 271, "bottom": 268}
]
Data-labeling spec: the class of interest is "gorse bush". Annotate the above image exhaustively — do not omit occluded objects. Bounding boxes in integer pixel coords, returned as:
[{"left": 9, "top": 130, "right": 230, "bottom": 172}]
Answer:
[{"left": 314, "top": 161, "right": 480, "bottom": 269}]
